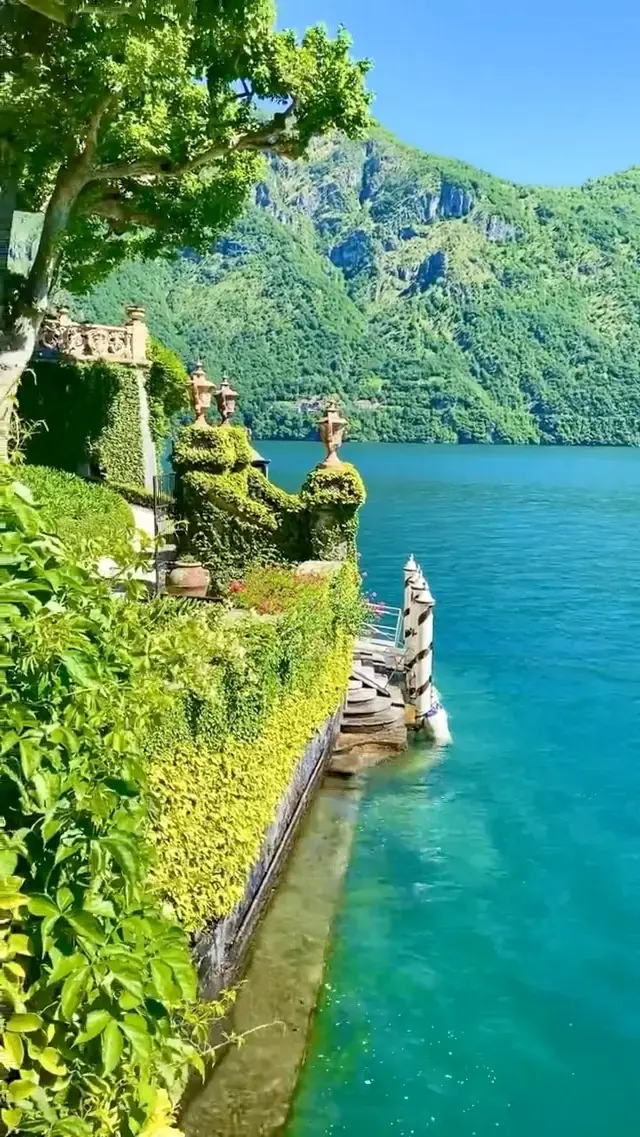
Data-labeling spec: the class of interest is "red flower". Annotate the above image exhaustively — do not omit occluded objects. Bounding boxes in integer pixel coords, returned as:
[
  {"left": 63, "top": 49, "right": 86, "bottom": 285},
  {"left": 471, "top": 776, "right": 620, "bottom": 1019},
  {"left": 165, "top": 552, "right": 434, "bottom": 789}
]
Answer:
[{"left": 229, "top": 580, "right": 245, "bottom": 593}]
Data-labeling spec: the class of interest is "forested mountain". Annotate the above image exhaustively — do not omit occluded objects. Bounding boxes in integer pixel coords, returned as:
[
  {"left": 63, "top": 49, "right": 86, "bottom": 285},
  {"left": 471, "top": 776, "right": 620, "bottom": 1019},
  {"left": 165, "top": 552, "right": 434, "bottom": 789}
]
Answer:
[{"left": 73, "top": 127, "right": 640, "bottom": 443}]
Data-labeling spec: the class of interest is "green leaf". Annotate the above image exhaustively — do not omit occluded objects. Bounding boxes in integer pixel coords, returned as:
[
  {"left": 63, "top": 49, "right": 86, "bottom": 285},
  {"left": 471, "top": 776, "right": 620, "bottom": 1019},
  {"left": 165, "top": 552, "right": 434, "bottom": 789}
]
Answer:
[
  {"left": 42, "top": 816, "right": 63, "bottom": 843},
  {"left": 0, "top": 892, "right": 27, "bottom": 911},
  {"left": 6, "top": 1014, "right": 44, "bottom": 1033},
  {"left": 166, "top": 957, "right": 197, "bottom": 1002},
  {"left": 7, "top": 934, "right": 33, "bottom": 956},
  {"left": 64, "top": 909, "right": 106, "bottom": 945},
  {"left": 28, "top": 895, "right": 59, "bottom": 918},
  {"left": 1, "top": 1108, "right": 22, "bottom": 1130},
  {"left": 55, "top": 885, "right": 74, "bottom": 912},
  {"left": 60, "top": 965, "right": 90, "bottom": 1019},
  {"left": 38, "top": 1046, "right": 68, "bottom": 1075},
  {"left": 31, "top": 1085, "right": 57, "bottom": 1124},
  {"left": 51, "top": 1119, "right": 93, "bottom": 1137},
  {"left": 76, "top": 1009, "right": 112, "bottom": 1045},
  {"left": 101, "top": 1019, "right": 123, "bottom": 1075},
  {"left": 49, "top": 952, "right": 86, "bottom": 985},
  {"left": 0, "top": 850, "right": 18, "bottom": 876},
  {"left": 11, "top": 482, "right": 34, "bottom": 504},
  {"left": 149, "top": 959, "right": 180, "bottom": 1005},
  {"left": 7, "top": 1078, "right": 37, "bottom": 1102},
  {"left": 2, "top": 1032, "right": 24, "bottom": 1068},
  {"left": 118, "top": 991, "right": 142, "bottom": 1011},
  {"left": 101, "top": 835, "right": 140, "bottom": 882},
  {"left": 83, "top": 895, "right": 116, "bottom": 919},
  {"left": 59, "top": 652, "right": 95, "bottom": 687},
  {"left": 120, "top": 1015, "right": 151, "bottom": 1064},
  {"left": 188, "top": 1050, "right": 206, "bottom": 1080},
  {"left": 18, "top": 738, "right": 40, "bottom": 779},
  {"left": 109, "top": 962, "right": 144, "bottom": 1002}
]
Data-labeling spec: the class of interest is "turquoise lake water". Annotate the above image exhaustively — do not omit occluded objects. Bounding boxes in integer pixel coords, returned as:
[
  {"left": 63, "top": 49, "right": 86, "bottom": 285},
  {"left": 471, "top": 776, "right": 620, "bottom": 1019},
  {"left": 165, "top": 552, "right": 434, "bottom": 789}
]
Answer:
[{"left": 263, "top": 442, "right": 640, "bottom": 1137}]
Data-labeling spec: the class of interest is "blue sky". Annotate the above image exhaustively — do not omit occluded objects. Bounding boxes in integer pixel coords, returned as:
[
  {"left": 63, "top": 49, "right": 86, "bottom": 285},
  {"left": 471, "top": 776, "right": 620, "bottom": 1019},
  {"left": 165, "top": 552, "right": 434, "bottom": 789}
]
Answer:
[{"left": 277, "top": 0, "right": 640, "bottom": 187}]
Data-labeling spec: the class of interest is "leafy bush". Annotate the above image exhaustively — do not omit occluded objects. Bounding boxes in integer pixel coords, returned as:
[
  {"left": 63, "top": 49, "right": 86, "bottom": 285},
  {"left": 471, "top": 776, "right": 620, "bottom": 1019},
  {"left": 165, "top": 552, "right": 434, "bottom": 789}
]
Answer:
[
  {"left": 0, "top": 475, "right": 203, "bottom": 1137},
  {"left": 17, "top": 466, "right": 135, "bottom": 565},
  {"left": 231, "top": 564, "right": 327, "bottom": 614}
]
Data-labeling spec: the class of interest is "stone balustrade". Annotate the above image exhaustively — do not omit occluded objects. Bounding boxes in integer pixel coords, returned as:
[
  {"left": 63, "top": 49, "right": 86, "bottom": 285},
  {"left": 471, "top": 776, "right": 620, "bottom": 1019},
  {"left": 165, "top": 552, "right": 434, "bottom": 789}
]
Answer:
[{"left": 36, "top": 305, "right": 149, "bottom": 366}]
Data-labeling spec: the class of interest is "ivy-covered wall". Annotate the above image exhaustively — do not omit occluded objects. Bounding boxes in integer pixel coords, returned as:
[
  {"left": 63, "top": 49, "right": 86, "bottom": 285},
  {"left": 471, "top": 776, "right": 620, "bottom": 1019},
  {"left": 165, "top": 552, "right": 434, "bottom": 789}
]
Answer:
[
  {"left": 173, "top": 421, "right": 366, "bottom": 593},
  {"left": 18, "top": 359, "right": 146, "bottom": 486},
  {"left": 16, "top": 342, "right": 189, "bottom": 489},
  {"left": 141, "top": 562, "right": 363, "bottom": 930}
]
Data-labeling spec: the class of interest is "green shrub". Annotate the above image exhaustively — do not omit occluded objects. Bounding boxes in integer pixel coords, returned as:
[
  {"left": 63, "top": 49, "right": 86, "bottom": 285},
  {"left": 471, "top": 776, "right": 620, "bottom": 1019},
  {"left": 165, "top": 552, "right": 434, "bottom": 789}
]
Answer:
[
  {"left": 231, "top": 564, "right": 327, "bottom": 614},
  {"left": 0, "top": 474, "right": 203, "bottom": 1137},
  {"left": 18, "top": 465, "right": 135, "bottom": 564},
  {"left": 301, "top": 463, "right": 366, "bottom": 508},
  {"left": 173, "top": 424, "right": 252, "bottom": 475}
]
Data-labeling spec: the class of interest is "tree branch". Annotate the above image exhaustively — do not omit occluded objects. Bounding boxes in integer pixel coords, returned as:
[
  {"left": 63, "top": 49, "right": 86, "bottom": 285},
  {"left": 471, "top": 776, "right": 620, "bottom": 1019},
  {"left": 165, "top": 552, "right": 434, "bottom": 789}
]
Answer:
[
  {"left": 19, "top": 95, "right": 113, "bottom": 313},
  {"left": 91, "top": 106, "right": 297, "bottom": 182},
  {"left": 16, "top": 0, "right": 135, "bottom": 24},
  {"left": 87, "top": 195, "right": 161, "bottom": 230},
  {"left": 17, "top": 0, "right": 71, "bottom": 24}
]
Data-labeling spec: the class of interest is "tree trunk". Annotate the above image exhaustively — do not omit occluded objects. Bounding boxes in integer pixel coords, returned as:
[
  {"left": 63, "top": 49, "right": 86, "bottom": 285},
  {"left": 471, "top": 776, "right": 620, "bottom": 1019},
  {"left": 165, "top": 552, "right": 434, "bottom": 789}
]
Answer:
[
  {"left": 0, "top": 159, "right": 86, "bottom": 463},
  {"left": 0, "top": 310, "right": 40, "bottom": 462}
]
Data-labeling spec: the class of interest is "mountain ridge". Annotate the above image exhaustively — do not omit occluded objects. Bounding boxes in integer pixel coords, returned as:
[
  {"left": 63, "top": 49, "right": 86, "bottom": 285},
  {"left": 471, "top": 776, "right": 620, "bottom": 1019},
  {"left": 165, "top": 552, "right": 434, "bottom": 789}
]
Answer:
[{"left": 73, "top": 125, "right": 640, "bottom": 444}]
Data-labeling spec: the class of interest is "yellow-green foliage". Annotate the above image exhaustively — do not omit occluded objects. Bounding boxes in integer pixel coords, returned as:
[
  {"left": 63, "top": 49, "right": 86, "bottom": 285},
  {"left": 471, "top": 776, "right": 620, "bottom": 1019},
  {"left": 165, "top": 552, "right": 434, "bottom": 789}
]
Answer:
[
  {"left": 173, "top": 423, "right": 253, "bottom": 473},
  {"left": 301, "top": 462, "right": 366, "bottom": 508},
  {"left": 148, "top": 635, "right": 352, "bottom": 930},
  {"left": 142, "top": 563, "right": 362, "bottom": 930}
]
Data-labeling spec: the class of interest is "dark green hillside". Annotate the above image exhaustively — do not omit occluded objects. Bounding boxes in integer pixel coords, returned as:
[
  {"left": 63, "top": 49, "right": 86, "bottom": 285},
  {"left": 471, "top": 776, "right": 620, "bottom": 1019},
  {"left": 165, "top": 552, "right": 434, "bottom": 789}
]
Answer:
[{"left": 73, "top": 128, "right": 640, "bottom": 443}]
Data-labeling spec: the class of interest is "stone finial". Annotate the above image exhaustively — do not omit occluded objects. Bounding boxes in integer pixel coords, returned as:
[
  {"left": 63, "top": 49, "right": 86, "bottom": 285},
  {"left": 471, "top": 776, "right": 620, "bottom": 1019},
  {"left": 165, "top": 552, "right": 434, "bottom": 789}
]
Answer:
[
  {"left": 190, "top": 362, "right": 215, "bottom": 426},
  {"left": 318, "top": 398, "right": 347, "bottom": 468},
  {"left": 215, "top": 376, "right": 238, "bottom": 426},
  {"left": 56, "top": 306, "right": 72, "bottom": 325}
]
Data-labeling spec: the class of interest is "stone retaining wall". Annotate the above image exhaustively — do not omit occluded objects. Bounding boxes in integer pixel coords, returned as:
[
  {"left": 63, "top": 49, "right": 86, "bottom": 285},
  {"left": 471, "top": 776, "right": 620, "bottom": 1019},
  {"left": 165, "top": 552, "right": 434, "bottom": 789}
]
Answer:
[{"left": 193, "top": 706, "right": 343, "bottom": 996}]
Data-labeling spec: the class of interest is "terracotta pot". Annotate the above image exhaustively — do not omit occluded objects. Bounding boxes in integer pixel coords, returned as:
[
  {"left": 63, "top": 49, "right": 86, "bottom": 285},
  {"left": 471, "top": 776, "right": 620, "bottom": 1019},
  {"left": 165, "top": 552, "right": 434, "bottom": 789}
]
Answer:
[{"left": 166, "top": 561, "right": 210, "bottom": 598}]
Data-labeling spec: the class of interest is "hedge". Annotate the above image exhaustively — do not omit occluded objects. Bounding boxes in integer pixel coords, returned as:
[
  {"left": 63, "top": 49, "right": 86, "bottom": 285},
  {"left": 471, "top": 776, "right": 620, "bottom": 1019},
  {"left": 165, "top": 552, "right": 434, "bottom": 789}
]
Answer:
[
  {"left": 16, "top": 343, "right": 189, "bottom": 487},
  {"left": 17, "top": 464, "right": 134, "bottom": 564},
  {"left": 173, "top": 424, "right": 307, "bottom": 592}
]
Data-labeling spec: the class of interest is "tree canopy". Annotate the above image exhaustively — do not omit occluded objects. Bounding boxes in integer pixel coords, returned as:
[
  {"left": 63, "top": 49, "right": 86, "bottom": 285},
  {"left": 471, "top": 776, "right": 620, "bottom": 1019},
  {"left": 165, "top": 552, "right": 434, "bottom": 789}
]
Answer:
[
  {"left": 0, "top": 0, "right": 370, "bottom": 458},
  {"left": 1, "top": 0, "right": 371, "bottom": 295}
]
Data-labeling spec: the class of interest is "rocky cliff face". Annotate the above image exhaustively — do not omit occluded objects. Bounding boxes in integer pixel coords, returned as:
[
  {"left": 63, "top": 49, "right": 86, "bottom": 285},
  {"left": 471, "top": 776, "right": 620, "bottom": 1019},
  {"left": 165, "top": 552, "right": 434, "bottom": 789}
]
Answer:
[{"left": 78, "top": 126, "right": 640, "bottom": 446}]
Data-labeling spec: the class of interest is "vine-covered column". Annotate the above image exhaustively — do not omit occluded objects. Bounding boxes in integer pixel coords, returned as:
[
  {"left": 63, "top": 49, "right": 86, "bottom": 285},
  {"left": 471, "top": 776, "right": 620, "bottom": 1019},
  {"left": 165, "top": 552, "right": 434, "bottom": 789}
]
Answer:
[{"left": 301, "top": 399, "right": 366, "bottom": 561}]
